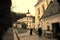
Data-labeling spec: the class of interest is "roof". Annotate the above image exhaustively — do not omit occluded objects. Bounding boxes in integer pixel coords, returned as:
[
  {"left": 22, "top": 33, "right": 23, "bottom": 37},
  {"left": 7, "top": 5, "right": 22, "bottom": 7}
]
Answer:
[
  {"left": 35, "top": 1, "right": 40, "bottom": 6},
  {"left": 26, "top": 15, "right": 35, "bottom": 20},
  {"left": 35, "top": 0, "right": 43, "bottom": 6},
  {"left": 21, "top": 15, "right": 35, "bottom": 20},
  {"left": 41, "top": 1, "right": 60, "bottom": 19}
]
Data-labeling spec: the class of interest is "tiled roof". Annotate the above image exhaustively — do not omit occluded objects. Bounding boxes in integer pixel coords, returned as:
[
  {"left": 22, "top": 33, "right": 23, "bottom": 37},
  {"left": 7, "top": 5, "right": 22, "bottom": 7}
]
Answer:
[{"left": 41, "top": 1, "right": 60, "bottom": 19}]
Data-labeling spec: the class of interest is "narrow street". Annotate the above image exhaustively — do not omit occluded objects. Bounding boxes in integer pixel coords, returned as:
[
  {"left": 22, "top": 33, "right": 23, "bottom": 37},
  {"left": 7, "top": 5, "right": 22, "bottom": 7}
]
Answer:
[{"left": 14, "top": 29, "right": 57, "bottom": 40}]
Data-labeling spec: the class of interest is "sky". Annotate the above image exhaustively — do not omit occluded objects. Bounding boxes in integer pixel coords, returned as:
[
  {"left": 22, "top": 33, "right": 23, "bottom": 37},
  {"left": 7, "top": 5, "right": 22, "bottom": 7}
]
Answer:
[{"left": 11, "top": 0, "right": 37, "bottom": 16}]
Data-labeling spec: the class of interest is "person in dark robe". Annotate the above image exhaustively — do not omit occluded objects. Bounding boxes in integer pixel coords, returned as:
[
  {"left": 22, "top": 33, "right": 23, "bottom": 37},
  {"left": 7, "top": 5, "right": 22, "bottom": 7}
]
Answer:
[
  {"left": 38, "top": 27, "right": 42, "bottom": 37},
  {"left": 30, "top": 28, "right": 33, "bottom": 35}
]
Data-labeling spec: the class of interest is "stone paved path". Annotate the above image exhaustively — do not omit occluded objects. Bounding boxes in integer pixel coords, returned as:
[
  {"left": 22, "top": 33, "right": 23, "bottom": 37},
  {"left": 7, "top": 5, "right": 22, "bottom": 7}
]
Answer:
[
  {"left": 16, "top": 30, "right": 57, "bottom": 40},
  {"left": 3, "top": 28, "right": 13, "bottom": 40}
]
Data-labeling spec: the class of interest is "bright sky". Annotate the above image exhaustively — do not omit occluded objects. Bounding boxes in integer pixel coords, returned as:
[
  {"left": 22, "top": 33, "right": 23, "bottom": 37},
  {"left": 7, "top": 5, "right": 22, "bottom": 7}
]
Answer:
[{"left": 11, "top": 0, "right": 37, "bottom": 16}]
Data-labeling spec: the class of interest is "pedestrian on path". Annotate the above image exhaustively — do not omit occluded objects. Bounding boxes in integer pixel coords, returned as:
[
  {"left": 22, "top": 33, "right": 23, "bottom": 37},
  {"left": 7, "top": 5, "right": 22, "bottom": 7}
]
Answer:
[
  {"left": 38, "top": 27, "right": 42, "bottom": 37},
  {"left": 30, "top": 28, "right": 33, "bottom": 35}
]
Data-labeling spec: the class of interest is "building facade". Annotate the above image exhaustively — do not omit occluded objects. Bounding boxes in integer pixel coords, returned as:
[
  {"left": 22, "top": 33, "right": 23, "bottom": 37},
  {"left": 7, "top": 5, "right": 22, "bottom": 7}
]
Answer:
[
  {"left": 17, "top": 10, "right": 35, "bottom": 29},
  {"left": 35, "top": 0, "right": 60, "bottom": 37},
  {"left": 41, "top": 0, "right": 60, "bottom": 37},
  {"left": 35, "top": 0, "right": 52, "bottom": 28}
]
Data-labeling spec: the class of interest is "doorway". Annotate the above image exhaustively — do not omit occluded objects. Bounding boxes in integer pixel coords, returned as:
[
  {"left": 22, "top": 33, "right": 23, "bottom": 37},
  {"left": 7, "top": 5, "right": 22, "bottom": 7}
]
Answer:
[{"left": 52, "top": 22, "right": 60, "bottom": 38}]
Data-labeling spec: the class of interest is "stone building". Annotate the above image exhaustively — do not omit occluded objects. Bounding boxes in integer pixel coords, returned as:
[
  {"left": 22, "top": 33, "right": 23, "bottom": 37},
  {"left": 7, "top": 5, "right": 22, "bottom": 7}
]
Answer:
[
  {"left": 41, "top": 0, "right": 60, "bottom": 37},
  {"left": 17, "top": 10, "right": 35, "bottom": 29},
  {"left": 35, "top": 0, "right": 52, "bottom": 28},
  {"left": 35, "top": 0, "right": 60, "bottom": 37}
]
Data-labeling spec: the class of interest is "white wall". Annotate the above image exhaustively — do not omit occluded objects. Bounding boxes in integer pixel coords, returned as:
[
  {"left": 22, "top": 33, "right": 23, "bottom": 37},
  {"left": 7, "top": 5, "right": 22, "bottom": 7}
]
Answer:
[
  {"left": 35, "top": 0, "right": 51, "bottom": 28},
  {"left": 42, "top": 14, "right": 60, "bottom": 30},
  {"left": 17, "top": 16, "right": 35, "bottom": 29}
]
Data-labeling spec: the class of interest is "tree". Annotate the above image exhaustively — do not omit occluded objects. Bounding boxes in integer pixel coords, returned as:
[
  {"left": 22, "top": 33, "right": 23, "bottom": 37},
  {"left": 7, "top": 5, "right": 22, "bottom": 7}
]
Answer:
[{"left": 0, "top": 0, "right": 12, "bottom": 40}]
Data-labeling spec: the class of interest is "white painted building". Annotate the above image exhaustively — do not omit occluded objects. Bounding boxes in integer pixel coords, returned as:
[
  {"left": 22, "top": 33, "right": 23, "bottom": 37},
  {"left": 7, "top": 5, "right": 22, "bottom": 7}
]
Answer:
[
  {"left": 41, "top": 0, "right": 60, "bottom": 37},
  {"left": 17, "top": 10, "right": 35, "bottom": 29}
]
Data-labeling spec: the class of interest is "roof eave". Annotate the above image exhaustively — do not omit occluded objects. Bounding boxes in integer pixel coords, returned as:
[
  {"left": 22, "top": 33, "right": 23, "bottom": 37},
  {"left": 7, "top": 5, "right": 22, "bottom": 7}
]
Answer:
[{"left": 34, "top": 1, "right": 40, "bottom": 7}]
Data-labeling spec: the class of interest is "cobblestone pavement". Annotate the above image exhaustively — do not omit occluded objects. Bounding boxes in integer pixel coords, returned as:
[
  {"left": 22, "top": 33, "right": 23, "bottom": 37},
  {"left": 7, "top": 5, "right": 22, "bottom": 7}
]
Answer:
[{"left": 16, "top": 30, "right": 57, "bottom": 40}]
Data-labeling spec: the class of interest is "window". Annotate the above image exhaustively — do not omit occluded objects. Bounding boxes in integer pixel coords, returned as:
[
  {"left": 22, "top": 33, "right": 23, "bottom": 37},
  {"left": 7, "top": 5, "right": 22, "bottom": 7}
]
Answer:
[
  {"left": 47, "top": 26, "right": 50, "bottom": 31},
  {"left": 26, "top": 22, "right": 28, "bottom": 24},
  {"left": 29, "top": 22, "right": 31, "bottom": 27},
  {"left": 27, "top": 17, "right": 28, "bottom": 20},
  {"left": 26, "top": 22, "right": 28, "bottom": 27},
  {"left": 38, "top": 8, "right": 40, "bottom": 14},
  {"left": 46, "top": 0, "right": 48, "bottom": 5},
  {"left": 42, "top": 5, "right": 45, "bottom": 13}
]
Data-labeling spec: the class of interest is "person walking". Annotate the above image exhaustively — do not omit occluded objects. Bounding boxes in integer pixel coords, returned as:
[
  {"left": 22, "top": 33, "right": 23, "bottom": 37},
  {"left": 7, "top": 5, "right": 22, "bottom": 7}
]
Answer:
[
  {"left": 30, "top": 28, "right": 33, "bottom": 35},
  {"left": 38, "top": 27, "right": 42, "bottom": 37}
]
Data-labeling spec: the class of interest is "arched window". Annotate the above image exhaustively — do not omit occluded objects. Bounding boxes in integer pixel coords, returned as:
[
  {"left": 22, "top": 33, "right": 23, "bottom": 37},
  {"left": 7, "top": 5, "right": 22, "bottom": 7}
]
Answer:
[
  {"left": 38, "top": 8, "right": 40, "bottom": 14},
  {"left": 47, "top": 26, "right": 50, "bottom": 31},
  {"left": 42, "top": 5, "right": 45, "bottom": 13},
  {"left": 46, "top": 0, "right": 48, "bottom": 5}
]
